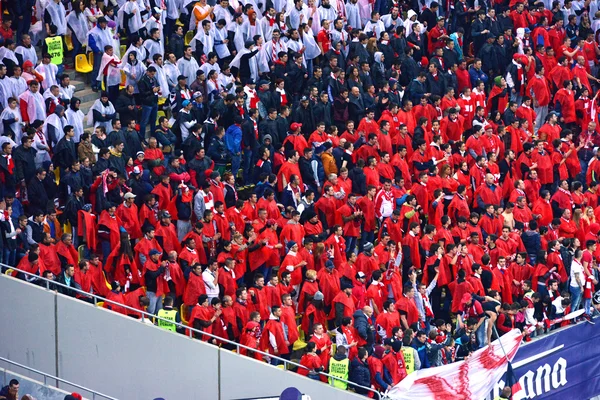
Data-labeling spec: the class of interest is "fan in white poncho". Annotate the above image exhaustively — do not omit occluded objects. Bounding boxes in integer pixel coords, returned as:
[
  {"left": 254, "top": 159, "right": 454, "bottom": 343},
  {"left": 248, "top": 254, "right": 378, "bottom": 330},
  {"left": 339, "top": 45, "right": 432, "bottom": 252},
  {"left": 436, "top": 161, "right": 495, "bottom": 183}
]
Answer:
[
  {"left": 0, "top": 102, "right": 24, "bottom": 140},
  {"left": 44, "top": 83, "right": 61, "bottom": 102},
  {"left": 66, "top": 9, "right": 89, "bottom": 47},
  {"left": 300, "top": 26, "right": 321, "bottom": 61},
  {"left": 191, "top": 21, "right": 215, "bottom": 56},
  {"left": 176, "top": 51, "right": 200, "bottom": 84},
  {"left": 229, "top": 41, "right": 259, "bottom": 83},
  {"left": 45, "top": 0, "right": 68, "bottom": 36},
  {"left": 86, "top": 96, "right": 116, "bottom": 132},
  {"left": 0, "top": 75, "right": 11, "bottom": 110},
  {"left": 404, "top": 10, "right": 418, "bottom": 37},
  {"left": 65, "top": 98, "right": 86, "bottom": 143},
  {"left": 18, "top": 84, "right": 46, "bottom": 124},
  {"left": 9, "top": 74, "right": 27, "bottom": 101},
  {"left": 97, "top": 49, "right": 122, "bottom": 89},
  {"left": 214, "top": 24, "right": 231, "bottom": 59},
  {"left": 118, "top": 0, "right": 143, "bottom": 35},
  {"left": 35, "top": 61, "right": 58, "bottom": 91},
  {"left": 122, "top": 51, "right": 147, "bottom": 93},
  {"left": 149, "top": 61, "right": 169, "bottom": 101},
  {"left": 122, "top": 41, "right": 148, "bottom": 65},
  {"left": 43, "top": 104, "right": 68, "bottom": 147},
  {"left": 15, "top": 38, "right": 38, "bottom": 66},
  {"left": 0, "top": 47, "right": 19, "bottom": 68},
  {"left": 345, "top": 0, "right": 361, "bottom": 31}
]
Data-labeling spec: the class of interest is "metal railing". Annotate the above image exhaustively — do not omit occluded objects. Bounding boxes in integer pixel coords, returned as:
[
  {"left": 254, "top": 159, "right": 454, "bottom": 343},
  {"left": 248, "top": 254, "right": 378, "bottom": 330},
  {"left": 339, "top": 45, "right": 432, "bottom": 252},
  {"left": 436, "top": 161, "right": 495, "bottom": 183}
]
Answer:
[
  {"left": 2, "top": 265, "right": 382, "bottom": 400},
  {"left": 0, "top": 356, "right": 118, "bottom": 400}
]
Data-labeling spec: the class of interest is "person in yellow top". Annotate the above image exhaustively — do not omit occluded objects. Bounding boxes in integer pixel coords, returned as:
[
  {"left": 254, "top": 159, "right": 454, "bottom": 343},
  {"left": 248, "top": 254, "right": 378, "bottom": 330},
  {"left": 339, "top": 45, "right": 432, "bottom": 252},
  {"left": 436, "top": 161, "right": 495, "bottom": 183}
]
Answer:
[{"left": 190, "top": 0, "right": 214, "bottom": 31}]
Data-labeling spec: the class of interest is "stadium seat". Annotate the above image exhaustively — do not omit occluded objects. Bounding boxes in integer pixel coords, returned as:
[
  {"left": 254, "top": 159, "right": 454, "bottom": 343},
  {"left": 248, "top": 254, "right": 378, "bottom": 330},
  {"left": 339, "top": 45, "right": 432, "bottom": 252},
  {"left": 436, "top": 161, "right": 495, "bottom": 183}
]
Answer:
[
  {"left": 4, "top": 269, "right": 14, "bottom": 276},
  {"left": 77, "top": 245, "right": 85, "bottom": 262},
  {"left": 120, "top": 44, "right": 126, "bottom": 57},
  {"left": 184, "top": 31, "right": 194, "bottom": 46},
  {"left": 88, "top": 52, "right": 94, "bottom": 67},
  {"left": 96, "top": 301, "right": 104, "bottom": 308},
  {"left": 75, "top": 54, "right": 93, "bottom": 74},
  {"left": 120, "top": 70, "right": 126, "bottom": 89},
  {"left": 65, "top": 35, "right": 74, "bottom": 51},
  {"left": 180, "top": 304, "right": 189, "bottom": 325}
]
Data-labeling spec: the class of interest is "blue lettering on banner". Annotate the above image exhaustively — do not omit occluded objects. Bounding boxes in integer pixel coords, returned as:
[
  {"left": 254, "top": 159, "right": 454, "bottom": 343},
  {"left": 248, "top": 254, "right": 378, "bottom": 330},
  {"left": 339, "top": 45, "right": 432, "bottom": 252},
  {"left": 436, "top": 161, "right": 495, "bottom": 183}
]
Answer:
[{"left": 490, "top": 319, "right": 600, "bottom": 399}]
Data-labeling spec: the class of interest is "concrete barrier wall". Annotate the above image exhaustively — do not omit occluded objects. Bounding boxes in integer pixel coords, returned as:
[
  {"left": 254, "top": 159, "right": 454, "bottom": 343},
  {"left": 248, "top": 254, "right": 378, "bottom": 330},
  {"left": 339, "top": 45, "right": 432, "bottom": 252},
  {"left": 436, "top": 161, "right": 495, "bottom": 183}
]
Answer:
[
  {"left": 0, "top": 275, "right": 366, "bottom": 400},
  {"left": 0, "top": 277, "right": 56, "bottom": 379},
  {"left": 0, "top": 368, "right": 75, "bottom": 400}
]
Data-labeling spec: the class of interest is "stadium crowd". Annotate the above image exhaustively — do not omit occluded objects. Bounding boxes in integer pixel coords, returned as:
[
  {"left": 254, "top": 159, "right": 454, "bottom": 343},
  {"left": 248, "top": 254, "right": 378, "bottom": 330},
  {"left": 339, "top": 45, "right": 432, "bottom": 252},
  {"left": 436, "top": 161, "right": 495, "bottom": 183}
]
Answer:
[{"left": 1, "top": 0, "right": 600, "bottom": 395}]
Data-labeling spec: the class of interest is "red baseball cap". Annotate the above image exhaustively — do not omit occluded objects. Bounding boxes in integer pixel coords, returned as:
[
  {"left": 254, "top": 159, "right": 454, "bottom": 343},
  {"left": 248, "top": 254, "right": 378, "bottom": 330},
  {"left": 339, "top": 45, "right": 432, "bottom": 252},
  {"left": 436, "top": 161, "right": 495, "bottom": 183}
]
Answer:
[{"left": 290, "top": 122, "right": 302, "bottom": 131}]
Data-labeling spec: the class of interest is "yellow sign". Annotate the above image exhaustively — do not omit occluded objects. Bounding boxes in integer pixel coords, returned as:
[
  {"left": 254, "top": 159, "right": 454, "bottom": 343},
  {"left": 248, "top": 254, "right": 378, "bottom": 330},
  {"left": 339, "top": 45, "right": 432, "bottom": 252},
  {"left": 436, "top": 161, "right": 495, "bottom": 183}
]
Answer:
[{"left": 45, "top": 36, "right": 64, "bottom": 65}]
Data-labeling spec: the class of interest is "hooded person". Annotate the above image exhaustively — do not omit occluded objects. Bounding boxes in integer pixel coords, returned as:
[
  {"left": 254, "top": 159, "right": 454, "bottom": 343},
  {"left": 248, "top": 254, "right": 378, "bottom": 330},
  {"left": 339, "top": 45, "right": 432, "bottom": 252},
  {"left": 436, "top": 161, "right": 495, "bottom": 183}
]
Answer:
[
  {"left": 0, "top": 98, "right": 23, "bottom": 138},
  {"left": 122, "top": 50, "right": 147, "bottom": 94},
  {"left": 86, "top": 92, "right": 116, "bottom": 132},
  {"left": 43, "top": 104, "right": 68, "bottom": 147},
  {"left": 65, "top": 97, "right": 85, "bottom": 143},
  {"left": 403, "top": 10, "right": 418, "bottom": 37},
  {"left": 487, "top": 76, "right": 508, "bottom": 115}
]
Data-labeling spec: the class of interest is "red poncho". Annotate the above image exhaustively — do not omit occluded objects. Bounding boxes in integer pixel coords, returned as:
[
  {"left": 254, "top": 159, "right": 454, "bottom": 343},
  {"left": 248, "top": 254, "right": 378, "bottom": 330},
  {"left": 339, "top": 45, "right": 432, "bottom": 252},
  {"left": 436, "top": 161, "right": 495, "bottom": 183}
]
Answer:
[
  {"left": 39, "top": 244, "right": 61, "bottom": 276},
  {"left": 155, "top": 223, "right": 181, "bottom": 254},
  {"left": 77, "top": 210, "right": 97, "bottom": 250},
  {"left": 183, "top": 271, "right": 206, "bottom": 306},
  {"left": 98, "top": 211, "right": 122, "bottom": 250},
  {"left": 116, "top": 202, "right": 142, "bottom": 240},
  {"left": 56, "top": 241, "right": 78, "bottom": 266}
]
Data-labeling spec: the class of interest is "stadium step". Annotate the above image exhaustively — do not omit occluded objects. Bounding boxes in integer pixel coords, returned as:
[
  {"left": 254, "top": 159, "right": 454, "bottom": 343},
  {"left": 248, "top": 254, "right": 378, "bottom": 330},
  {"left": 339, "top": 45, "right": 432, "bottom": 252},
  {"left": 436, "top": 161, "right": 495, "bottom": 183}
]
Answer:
[
  {"left": 71, "top": 80, "right": 86, "bottom": 92},
  {"left": 76, "top": 88, "right": 99, "bottom": 104},
  {"left": 79, "top": 99, "right": 96, "bottom": 117}
]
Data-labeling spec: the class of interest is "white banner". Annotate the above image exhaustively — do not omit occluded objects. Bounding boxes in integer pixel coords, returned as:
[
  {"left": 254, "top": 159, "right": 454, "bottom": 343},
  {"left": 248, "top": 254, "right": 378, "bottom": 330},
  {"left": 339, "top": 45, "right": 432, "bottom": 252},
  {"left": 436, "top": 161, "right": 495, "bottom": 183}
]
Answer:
[{"left": 386, "top": 329, "right": 523, "bottom": 400}]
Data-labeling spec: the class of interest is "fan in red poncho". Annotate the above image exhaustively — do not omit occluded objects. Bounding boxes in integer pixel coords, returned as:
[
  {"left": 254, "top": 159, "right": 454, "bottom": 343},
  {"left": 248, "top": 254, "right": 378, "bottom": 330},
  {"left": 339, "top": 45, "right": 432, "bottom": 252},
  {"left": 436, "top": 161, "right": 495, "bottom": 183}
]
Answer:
[
  {"left": 329, "top": 281, "right": 356, "bottom": 328},
  {"left": 183, "top": 264, "right": 207, "bottom": 307},
  {"left": 317, "top": 259, "right": 342, "bottom": 307},
  {"left": 116, "top": 193, "right": 142, "bottom": 240},
  {"left": 87, "top": 254, "right": 110, "bottom": 297},
  {"left": 188, "top": 294, "right": 218, "bottom": 341},
  {"left": 134, "top": 224, "right": 161, "bottom": 273},
  {"left": 141, "top": 249, "right": 167, "bottom": 314},
  {"left": 77, "top": 208, "right": 97, "bottom": 251},
  {"left": 487, "top": 77, "right": 508, "bottom": 115},
  {"left": 240, "top": 319, "right": 263, "bottom": 360},
  {"left": 260, "top": 305, "right": 290, "bottom": 358},
  {"left": 139, "top": 194, "right": 160, "bottom": 228},
  {"left": 155, "top": 211, "right": 182, "bottom": 254},
  {"left": 39, "top": 234, "right": 61, "bottom": 276},
  {"left": 55, "top": 233, "right": 79, "bottom": 269},
  {"left": 97, "top": 205, "right": 122, "bottom": 257},
  {"left": 395, "top": 281, "right": 419, "bottom": 330}
]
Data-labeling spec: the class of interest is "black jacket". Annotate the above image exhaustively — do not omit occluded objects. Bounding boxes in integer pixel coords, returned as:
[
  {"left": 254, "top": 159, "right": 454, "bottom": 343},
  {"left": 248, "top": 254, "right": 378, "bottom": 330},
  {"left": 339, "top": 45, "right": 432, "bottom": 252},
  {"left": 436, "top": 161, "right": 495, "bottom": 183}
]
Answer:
[
  {"left": 28, "top": 177, "right": 49, "bottom": 212},
  {"left": 114, "top": 93, "right": 137, "bottom": 123},
  {"left": 313, "top": 101, "right": 333, "bottom": 128},
  {"left": 13, "top": 145, "right": 37, "bottom": 183},
  {"left": 293, "top": 105, "right": 316, "bottom": 136},
  {"left": 350, "top": 358, "right": 371, "bottom": 394},
  {"left": 56, "top": 271, "right": 78, "bottom": 297},
  {"left": 138, "top": 74, "right": 159, "bottom": 106},
  {"left": 241, "top": 119, "right": 258, "bottom": 150},
  {"left": 207, "top": 136, "right": 230, "bottom": 165}
]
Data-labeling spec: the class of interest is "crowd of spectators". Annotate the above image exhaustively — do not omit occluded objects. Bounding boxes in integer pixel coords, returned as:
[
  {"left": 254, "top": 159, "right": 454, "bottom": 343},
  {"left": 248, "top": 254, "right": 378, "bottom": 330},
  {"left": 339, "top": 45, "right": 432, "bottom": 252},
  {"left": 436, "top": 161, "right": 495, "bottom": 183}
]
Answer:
[{"left": 1, "top": 0, "right": 600, "bottom": 395}]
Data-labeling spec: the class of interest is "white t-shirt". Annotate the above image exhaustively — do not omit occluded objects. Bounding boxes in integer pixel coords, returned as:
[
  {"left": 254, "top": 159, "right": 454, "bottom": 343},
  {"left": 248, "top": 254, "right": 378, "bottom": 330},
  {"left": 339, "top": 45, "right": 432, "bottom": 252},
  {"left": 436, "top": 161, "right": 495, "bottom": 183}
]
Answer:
[{"left": 570, "top": 259, "right": 584, "bottom": 288}]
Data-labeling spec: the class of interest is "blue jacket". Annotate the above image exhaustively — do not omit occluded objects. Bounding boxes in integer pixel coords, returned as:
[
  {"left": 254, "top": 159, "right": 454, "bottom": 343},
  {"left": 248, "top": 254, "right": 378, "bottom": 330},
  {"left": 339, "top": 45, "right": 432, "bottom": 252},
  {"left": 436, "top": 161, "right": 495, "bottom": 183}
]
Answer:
[
  {"left": 349, "top": 358, "right": 371, "bottom": 394},
  {"left": 468, "top": 65, "right": 488, "bottom": 87},
  {"left": 353, "top": 310, "right": 375, "bottom": 351},
  {"left": 224, "top": 124, "right": 242, "bottom": 154},
  {"left": 521, "top": 230, "right": 541, "bottom": 259}
]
